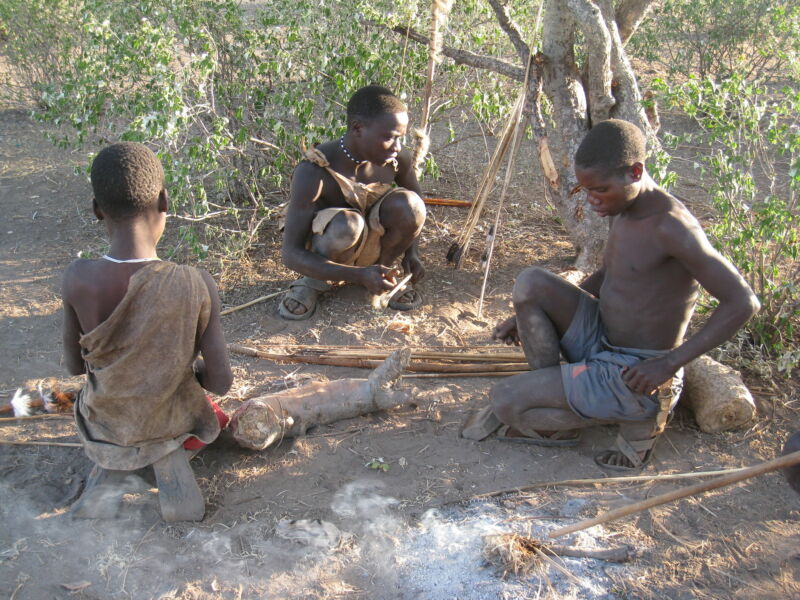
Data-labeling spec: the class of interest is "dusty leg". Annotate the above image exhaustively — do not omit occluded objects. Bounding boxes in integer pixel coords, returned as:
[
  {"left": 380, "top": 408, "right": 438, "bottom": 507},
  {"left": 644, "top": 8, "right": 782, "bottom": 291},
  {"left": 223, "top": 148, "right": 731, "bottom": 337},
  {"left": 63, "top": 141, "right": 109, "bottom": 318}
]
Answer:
[
  {"left": 463, "top": 269, "right": 590, "bottom": 441},
  {"left": 377, "top": 190, "right": 426, "bottom": 306},
  {"left": 512, "top": 267, "right": 590, "bottom": 369},
  {"left": 491, "top": 367, "right": 593, "bottom": 438},
  {"left": 377, "top": 190, "right": 426, "bottom": 266},
  {"left": 282, "top": 211, "right": 365, "bottom": 317},
  {"left": 152, "top": 448, "right": 205, "bottom": 522},
  {"left": 70, "top": 464, "right": 129, "bottom": 519}
]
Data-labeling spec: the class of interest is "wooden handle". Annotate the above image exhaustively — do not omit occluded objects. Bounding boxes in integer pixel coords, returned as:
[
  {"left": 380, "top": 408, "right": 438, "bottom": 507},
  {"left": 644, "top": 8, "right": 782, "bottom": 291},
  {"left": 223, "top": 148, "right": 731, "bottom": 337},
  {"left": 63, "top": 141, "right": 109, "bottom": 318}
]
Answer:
[{"left": 548, "top": 450, "right": 800, "bottom": 539}]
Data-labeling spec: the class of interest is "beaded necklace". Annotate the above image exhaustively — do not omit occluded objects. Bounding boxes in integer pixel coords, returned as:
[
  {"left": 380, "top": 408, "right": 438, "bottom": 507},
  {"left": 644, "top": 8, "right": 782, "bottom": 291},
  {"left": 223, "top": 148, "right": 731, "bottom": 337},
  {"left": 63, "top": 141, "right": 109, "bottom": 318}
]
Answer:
[
  {"left": 101, "top": 255, "right": 160, "bottom": 263},
  {"left": 339, "top": 136, "right": 367, "bottom": 165}
]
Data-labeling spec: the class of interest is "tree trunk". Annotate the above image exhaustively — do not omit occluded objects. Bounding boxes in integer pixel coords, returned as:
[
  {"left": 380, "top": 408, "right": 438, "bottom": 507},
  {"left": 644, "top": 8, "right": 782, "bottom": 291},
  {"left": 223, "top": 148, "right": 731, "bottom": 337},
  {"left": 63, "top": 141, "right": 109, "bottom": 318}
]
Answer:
[
  {"left": 532, "top": 0, "right": 657, "bottom": 270},
  {"left": 389, "top": 0, "right": 659, "bottom": 270}
]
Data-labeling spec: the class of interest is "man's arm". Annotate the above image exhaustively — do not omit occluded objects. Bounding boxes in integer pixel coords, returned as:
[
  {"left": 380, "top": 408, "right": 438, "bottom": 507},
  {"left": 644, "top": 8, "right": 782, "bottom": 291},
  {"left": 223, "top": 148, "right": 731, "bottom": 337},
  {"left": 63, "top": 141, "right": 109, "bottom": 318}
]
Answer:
[
  {"left": 282, "top": 162, "right": 394, "bottom": 294},
  {"left": 61, "top": 265, "right": 86, "bottom": 376},
  {"left": 623, "top": 212, "right": 760, "bottom": 394},
  {"left": 394, "top": 151, "right": 426, "bottom": 282},
  {"left": 195, "top": 270, "right": 233, "bottom": 396},
  {"left": 579, "top": 268, "right": 605, "bottom": 297}
]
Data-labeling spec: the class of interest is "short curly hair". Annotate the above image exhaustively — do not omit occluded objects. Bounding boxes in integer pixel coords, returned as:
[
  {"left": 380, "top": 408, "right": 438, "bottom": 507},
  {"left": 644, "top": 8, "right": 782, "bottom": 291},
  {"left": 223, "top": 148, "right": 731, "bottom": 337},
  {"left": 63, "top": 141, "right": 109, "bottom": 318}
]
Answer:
[
  {"left": 346, "top": 85, "right": 407, "bottom": 128},
  {"left": 91, "top": 142, "right": 164, "bottom": 218},
  {"left": 574, "top": 119, "right": 646, "bottom": 176}
]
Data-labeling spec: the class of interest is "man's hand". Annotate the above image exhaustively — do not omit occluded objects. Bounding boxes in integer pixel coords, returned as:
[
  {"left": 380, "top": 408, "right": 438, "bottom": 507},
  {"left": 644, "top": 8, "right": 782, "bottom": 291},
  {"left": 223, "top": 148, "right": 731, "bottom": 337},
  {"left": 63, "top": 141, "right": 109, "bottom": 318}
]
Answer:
[
  {"left": 359, "top": 265, "right": 397, "bottom": 295},
  {"left": 622, "top": 356, "right": 677, "bottom": 395},
  {"left": 492, "top": 316, "right": 520, "bottom": 346},
  {"left": 402, "top": 250, "right": 426, "bottom": 283}
]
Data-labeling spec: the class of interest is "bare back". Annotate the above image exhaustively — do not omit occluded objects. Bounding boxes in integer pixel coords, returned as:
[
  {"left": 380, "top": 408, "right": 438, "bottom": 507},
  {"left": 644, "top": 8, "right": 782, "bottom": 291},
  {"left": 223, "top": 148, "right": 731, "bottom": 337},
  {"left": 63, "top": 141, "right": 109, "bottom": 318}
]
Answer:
[{"left": 63, "top": 259, "right": 156, "bottom": 335}]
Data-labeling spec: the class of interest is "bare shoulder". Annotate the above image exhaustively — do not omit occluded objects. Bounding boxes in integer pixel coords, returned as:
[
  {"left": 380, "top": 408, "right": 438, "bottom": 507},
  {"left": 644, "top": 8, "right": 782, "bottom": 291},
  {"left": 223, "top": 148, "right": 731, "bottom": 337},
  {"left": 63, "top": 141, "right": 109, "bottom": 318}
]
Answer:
[
  {"left": 61, "top": 258, "right": 100, "bottom": 298},
  {"left": 649, "top": 193, "right": 726, "bottom": 270},
  {"left": 292, "top": 158, "right": 326, "bottom": 186}
]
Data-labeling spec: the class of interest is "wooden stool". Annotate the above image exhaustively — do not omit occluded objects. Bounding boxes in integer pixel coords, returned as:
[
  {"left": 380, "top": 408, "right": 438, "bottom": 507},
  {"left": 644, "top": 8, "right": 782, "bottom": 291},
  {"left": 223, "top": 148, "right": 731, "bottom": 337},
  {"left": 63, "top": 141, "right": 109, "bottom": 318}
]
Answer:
[{"left": 71, "top": 448, "right": 205, "bottom": 522}]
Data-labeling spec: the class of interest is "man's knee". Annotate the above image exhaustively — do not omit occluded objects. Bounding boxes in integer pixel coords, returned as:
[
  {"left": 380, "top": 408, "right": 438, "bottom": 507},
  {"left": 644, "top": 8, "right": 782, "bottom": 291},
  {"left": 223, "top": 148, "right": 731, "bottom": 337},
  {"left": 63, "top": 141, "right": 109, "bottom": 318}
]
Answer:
[
  {"left": 490, "top": 381, "right": 519, "bottom": 424},
  {"left": 379, "top": 190, "right": 426, "bottom": 234},
  {"left": 512, "top": 267, "right": 555, "bottom": 306},
  {"left": 312, "top": 211, "right": 365, "bottom": 257}
]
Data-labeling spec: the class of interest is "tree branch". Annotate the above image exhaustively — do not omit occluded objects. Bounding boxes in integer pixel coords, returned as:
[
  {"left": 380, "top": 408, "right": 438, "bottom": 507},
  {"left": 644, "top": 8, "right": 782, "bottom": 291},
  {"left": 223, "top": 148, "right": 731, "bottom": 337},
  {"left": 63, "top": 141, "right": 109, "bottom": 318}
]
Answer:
[
  {"left": 485, "top": 0, "right": 530, "bottom": 65},
  {"left": 568, "top": 0, "right": 615, "bottom": 123},
  {"left": 615, "top": 0, "right": 658, "bottom": 45},
  {"left": 389, "top": 24, "right": 525, "bottom": 81}
]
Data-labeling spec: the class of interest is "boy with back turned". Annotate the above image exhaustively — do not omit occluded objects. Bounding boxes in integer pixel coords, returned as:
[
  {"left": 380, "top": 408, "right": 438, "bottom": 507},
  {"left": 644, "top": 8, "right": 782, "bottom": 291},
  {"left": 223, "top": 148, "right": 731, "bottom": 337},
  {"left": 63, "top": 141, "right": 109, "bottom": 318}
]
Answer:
[
  {"left": 464, "top": 119, "right": 760, "bottom": 470},
  {"left": 62, "top": 142, "right": 233, "bottom": 521}
]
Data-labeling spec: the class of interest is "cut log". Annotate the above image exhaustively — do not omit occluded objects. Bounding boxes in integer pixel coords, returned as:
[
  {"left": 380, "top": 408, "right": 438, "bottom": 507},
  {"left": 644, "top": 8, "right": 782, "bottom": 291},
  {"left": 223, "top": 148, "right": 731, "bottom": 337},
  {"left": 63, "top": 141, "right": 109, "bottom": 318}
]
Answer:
[
  {"left": 230, "top": 349, "right": 414, "bottom": 450},
  {"left": 680, "top": 355, "right": 756, "bottom": 433}
]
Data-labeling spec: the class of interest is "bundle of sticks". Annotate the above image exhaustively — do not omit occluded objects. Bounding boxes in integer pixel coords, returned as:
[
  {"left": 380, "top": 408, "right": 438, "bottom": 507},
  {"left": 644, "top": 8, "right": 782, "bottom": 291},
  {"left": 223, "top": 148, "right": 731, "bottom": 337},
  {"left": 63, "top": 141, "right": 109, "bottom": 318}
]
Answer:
[{"left": 228, "top": 343, "right": 529, "bottom": 378}]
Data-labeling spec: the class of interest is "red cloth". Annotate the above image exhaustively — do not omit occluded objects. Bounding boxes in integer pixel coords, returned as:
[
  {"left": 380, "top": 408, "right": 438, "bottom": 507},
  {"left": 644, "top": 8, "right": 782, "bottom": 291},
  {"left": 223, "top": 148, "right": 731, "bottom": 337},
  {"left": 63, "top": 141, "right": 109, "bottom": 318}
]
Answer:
[{"left": 183, "top": 398, "right": 229, "bottom": 450}]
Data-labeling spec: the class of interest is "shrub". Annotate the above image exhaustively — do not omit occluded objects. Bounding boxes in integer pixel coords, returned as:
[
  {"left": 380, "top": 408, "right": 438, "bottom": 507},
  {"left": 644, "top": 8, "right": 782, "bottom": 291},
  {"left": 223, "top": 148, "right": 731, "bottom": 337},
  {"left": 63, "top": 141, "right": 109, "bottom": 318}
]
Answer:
[
  {"left": 630, "top": 0, "right": 800, "bottom": 82},
  {"left": 654, "top": 75, "right": 800, "bottom": 374}
]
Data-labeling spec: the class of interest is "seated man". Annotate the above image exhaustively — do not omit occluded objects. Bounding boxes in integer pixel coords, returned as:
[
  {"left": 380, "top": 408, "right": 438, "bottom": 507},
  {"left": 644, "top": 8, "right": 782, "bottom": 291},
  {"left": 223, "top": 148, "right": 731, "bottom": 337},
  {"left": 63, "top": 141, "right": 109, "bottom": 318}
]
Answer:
[
  {"left": 463, "top": 119, "right": 760, "bottom": 470},
  {"left": 62, "top": 142, "right": 233, "bottom": 521},
  {"left": 280, "top": 85, "right": 427, "bottom": 320}
]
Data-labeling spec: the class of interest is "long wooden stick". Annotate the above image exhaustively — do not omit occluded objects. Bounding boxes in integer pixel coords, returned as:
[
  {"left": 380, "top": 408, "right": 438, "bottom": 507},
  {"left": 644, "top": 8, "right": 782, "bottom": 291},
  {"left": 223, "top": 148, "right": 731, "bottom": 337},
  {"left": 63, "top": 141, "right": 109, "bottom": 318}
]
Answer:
[
  {"left": 402, "top": 371, "right": 527, "bottom": 378},
  {"left": 0, "top": 440, "right": 82, "bottom": 448},
  {"left": 449, "top": 101, "right": 520, "bottom": 268},
  {"left": 221, "top": 290, "right": 284, "bottom": 316},
  {"left": 0, "top": 414, "right": 73, "bottom": 422},
  {"left": 477, "top": 88, "right": 527, "bottom": 317},
  {"left": 546, "top": 544, "right": 630, "bottom": 563},
  {"left": 231, "top": 345, "right": 526, "bottom": 363},
  {"left": 228, "top": 344, "right": 524, "bottom": 373},
  {"left": 548, "top": 450, "right": 800, "bottom": 539},
  {"left": 424, "top": 197, "right": 472, "bottom": 207},
  {"left": 319, "top": 349, "right": 526, "bottom": 362}
]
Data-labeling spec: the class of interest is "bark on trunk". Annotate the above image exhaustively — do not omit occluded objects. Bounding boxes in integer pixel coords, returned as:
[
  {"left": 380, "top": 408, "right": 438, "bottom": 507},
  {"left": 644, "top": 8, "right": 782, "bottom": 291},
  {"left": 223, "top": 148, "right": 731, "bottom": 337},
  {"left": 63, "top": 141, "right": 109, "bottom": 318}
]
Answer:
[
  {"left": 532, "top": 0, "right": 657, "bottom": 270},
  {"left": 387, "top": 0, "right": 659, "bottom": 271}
]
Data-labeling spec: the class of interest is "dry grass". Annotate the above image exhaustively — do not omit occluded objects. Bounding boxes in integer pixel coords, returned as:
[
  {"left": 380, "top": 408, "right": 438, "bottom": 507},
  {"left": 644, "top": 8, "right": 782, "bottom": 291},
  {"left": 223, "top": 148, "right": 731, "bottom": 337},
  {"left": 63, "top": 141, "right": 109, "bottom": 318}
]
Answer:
[{"left": 483, "top": 532, "right": 545, "bottom": 576}]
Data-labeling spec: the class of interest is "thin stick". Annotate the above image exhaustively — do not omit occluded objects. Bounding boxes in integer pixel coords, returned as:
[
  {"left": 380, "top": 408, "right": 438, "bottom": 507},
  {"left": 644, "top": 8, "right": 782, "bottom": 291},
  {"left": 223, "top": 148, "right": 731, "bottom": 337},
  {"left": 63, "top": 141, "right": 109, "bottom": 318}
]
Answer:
[
  {"left": 228, "top": 344, "right": 524, "bottom": 373},
  {"left": 402, "top": 371, "right": 526, "bottom": 378},
  {"left": 236, "top": 346, "right": 526, "bottom": 362},
  {"left": 412, "top": 0, "right": 454, "bottom": 176},
  {"left": 548, "top": 450, "right": 800, "bottom": 539},
  {"left": 440, "top": 466, "right": 758, "bottom": 507},
  {"left": 424, "top": 197, "right": 472, "bottom": 207},
  {"left": 477, "top": 11, "right": 541, "bottom": 317},
  {"left": 316, "top": 349, "right": 525, "bottom": 361},
  {"left": 449, "top": 101, "right": 519, "bottom": 267},
  {"left": 477, "top": 89, "right": 526, "bottom": 317},
  {"left": 0, "top": 414, "right": 73, "bottom": 422},
  {"left": 0, "top": 440, "right": 82, "bottom": 447},
  {"left": 374, "top": 273, "right": 413, "bottom": 309},
  {"left": 545, "top": 544, "right": 630, "bottom": 563},
  {"left": 221, "top": 290, "right": 284, "bottom": 316}
]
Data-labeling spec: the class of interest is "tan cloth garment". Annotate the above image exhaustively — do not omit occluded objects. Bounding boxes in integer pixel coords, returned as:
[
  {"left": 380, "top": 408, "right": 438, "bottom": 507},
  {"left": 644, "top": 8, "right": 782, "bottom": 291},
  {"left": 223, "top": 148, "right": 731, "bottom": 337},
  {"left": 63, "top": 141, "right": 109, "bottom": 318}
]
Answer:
[
  {"left": 74, "top": 261, "right": 220, "bottom": 470},
  {"left": 304, "top": 147, "right": 398, "bottom": 267}
]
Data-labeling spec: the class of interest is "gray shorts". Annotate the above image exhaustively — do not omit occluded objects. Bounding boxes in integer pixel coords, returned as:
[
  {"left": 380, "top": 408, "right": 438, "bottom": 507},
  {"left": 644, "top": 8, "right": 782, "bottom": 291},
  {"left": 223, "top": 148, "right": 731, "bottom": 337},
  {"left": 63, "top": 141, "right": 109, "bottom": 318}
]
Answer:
[{"left": 560, "top": 295, "right": 683, "bottom": 422}]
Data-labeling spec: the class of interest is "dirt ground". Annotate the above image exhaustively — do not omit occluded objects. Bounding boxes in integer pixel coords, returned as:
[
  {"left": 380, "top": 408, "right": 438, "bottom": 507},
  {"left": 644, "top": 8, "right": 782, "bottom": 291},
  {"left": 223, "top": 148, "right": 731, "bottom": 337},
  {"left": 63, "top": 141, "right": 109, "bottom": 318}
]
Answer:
[{"left": 1, "top": 102, "right": 799, "bottom": 599}]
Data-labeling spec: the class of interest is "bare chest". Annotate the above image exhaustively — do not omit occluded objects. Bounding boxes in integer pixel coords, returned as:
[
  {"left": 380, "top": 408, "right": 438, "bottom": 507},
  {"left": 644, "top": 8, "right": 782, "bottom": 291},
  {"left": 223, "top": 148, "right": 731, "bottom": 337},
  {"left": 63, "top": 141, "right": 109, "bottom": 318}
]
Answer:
[{"left": 604, "top": 217, "right": 673, "bottom": 279}]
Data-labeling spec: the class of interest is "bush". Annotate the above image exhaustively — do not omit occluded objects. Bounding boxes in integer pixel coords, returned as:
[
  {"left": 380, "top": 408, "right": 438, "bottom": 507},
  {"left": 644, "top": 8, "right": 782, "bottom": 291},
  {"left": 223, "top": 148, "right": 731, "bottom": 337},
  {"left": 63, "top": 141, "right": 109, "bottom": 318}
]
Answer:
[
  {"left": 654, "top": 75, "right": 800, "bottom": 374},
  {"left": 0, "top": 0, "right": 431, "bottom": 260},
  {"left": 1, "top": 0, "right": 538, "bottom": 263},
  {"left": 630, "top": 0, "right": 800, "bottom": 82}
]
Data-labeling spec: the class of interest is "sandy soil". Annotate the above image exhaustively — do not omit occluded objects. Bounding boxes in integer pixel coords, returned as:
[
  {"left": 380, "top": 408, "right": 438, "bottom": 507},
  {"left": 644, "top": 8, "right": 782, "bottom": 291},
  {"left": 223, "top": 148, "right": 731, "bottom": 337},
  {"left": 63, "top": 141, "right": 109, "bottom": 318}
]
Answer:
[{"left": 1, "top": 105, "right": 799, "bottom": 599}]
